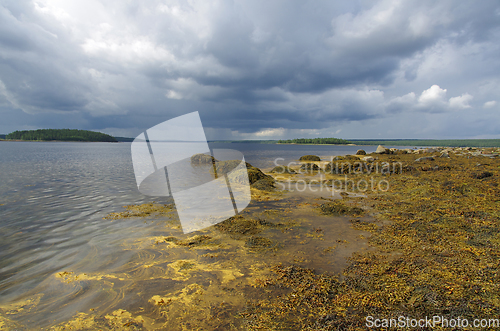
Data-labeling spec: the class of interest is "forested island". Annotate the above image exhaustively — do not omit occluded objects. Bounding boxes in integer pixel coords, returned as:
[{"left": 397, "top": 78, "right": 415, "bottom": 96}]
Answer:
[
  {"left": 5, "top": 129, "right": 117, "bottom": 142},
  {"left": 277, "top": 137, "right": 351, "bottom": 144}
]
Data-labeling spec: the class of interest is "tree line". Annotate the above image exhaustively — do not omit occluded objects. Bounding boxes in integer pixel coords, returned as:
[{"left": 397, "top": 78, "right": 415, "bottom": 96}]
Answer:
[
  {"left": 6, "top": 129, "right": 117, "bottom": 142},
  {"left": 277, "top": 137, "right": 351, "bottom": 145}
]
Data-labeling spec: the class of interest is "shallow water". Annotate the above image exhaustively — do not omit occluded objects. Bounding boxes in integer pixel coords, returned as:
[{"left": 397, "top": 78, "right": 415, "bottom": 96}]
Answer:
[{"left": 0, "top": 141, "right": 383, "bottom": 329}]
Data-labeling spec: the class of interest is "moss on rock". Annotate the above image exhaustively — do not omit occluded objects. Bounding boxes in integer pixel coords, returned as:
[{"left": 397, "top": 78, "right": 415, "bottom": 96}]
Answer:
[{"left": 299, "top": 155, "right": 321, "bottom": 161}]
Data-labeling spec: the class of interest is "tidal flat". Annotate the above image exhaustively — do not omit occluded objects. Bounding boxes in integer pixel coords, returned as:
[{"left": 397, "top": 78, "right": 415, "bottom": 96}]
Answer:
[{"left": 1, "top": 146, "right": 499, "bottom": 330}]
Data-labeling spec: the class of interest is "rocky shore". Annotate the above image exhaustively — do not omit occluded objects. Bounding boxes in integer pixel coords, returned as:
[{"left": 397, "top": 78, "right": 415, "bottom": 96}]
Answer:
[{"left": 8, "top": 146, "right": 499, "bottom": 330}]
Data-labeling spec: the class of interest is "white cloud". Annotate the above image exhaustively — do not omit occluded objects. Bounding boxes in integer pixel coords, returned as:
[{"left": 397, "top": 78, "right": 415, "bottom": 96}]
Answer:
[
  {"left": 254, "top": 128, "right": 285, "bottom": 137},
  {"left": 483, "top": 100, "right": 497, "bottom": 108},
  {"left": 449, "top": 93, "right": 473, "bottom": 109},
  {"left": 418, "top": 84, "right": 447, "bottom": 105}
]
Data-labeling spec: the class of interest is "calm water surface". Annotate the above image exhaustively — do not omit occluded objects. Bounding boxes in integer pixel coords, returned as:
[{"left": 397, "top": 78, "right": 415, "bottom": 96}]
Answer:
[{"left": 0, "top": 141, "right": 402, "bottom": 327}]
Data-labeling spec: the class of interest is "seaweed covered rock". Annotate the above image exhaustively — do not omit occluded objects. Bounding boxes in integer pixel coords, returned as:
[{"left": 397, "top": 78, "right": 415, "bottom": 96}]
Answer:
[
  {"left": 356, "top": 149, "right": 366, "bottom": 155},
  {"left": 270, "top": 165, "right": 296, "bottom": 174},
  {"left": 300, "top": 163, "right": 320, "bottom": 172},
  {"left": 214, "top": 215, "right": 276, "bottom": 238},
  {"left": 252, "top": 178, "right": 275, "bottom": 191},
  {"left": 212, "top": 160, "right": 275, "bottom": 191},
  {"left": 191, "top": 153, "right": 216, "bottom": 165},
  {"left": 299, "top": 155, "right": 321, "bottom": 161},
  {"left": 319, "top": 201, "right": 364, "bottom": 216}
]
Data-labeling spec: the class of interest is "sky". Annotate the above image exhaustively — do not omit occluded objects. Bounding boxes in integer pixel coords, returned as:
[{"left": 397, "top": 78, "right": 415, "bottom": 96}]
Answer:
[{"left": 0, "top": 0, "right": 499, "bottom": 140}]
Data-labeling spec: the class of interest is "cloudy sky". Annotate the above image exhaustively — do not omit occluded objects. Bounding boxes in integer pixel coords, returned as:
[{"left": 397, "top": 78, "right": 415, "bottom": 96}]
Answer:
[{"left": 1, "top": 0, "right": 499, "bottom": 140}]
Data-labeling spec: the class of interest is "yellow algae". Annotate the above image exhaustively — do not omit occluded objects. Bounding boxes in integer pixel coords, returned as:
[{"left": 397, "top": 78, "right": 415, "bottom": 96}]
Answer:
[
  {"left": 103, "top": 202, "right": 174, "bottom": 220},
  {"left": 242, "top": 150, "right": 500, "bottom": 330},
  {"left": 51, "top": 312, "right": 96, "bottom": 330},
  {"left": 55, "top": 271, "right": 125, "bottom": 283},
  {"left": 0, "top": 294, "right": 42, "bottom": 316}
]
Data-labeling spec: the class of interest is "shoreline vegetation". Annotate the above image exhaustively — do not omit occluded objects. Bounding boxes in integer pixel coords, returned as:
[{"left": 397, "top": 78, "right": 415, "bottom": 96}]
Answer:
[
  {"left": 3, "top": 129, "right": 117, "bottom": 142},
  {"left": 7, "top": 145, "right": 498, "bottom": 329}
]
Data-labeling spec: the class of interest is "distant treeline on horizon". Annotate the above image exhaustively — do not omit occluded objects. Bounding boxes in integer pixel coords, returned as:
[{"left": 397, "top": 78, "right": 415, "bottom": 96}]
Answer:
[
  {"left": 211, "top": 138, "right": 500, "bottom": 147},
  {"left": 5, "top": 129, "right": 117, "bottom": 142}
]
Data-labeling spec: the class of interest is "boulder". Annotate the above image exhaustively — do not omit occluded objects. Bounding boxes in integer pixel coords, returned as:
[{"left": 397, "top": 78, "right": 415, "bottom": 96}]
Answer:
[
  {"left": 375, "top": 145, "right": 390, "bottom": 154},
  {"left": 361, "top": 156, "right": 375, "bottom": 162},
  {"left": 439, "top": 152, "right": 450, "bottom": 158},
  {"left": 300, "top": 163, "right": 320, "bottom": 172},
  {"left": 355, "top": 149, "right": 366, "bottom": 155},
  {"left": 213, "top": 160, "right": 274, "bottom": 186},
  {"left": 299, "top": 155, "right": 321, "bottom": 161}
]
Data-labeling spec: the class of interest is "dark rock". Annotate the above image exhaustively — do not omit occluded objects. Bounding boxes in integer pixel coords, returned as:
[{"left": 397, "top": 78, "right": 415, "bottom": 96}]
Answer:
[
  {"left": 300, "top": 163, "right": 320, "bottom": 172},
  {"left": 213, "top": 160, "right": 274, "bottom": 186},
  {"left": 471, "top": 171, "right": 493, "bottom": 179},
  {"left": 415, "top": 157, "right": 435, "bottom": 162},
  {"left": 356, "top": 149, "right": 366, "bottom": 155},
  {"left": 299, "top": 155, "right": 321, "bottom": 161}
]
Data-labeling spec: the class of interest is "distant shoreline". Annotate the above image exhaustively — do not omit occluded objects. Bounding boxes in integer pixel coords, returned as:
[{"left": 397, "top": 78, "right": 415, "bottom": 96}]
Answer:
[
  {"left": 211, "top": 139, "right": 500, "bottom": 148},
  {"left": 0, "top": 139, "right": 119, "bottom": 143}
]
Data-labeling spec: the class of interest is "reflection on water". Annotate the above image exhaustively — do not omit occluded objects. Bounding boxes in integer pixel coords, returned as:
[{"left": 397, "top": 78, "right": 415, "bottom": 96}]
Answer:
[{"left": 0, "top": 142, "right": 377, "bottom": 329}]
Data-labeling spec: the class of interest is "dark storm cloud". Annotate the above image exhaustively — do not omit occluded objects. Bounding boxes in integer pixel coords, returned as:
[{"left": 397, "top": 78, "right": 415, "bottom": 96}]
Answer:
[{"left": 0, "top": 0, "right": 499, "bottom": 139}]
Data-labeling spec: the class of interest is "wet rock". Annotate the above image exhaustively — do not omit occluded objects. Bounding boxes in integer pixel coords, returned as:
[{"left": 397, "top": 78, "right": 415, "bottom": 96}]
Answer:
[
  {"left": 214, "top": 160, "right": 274, "bottom": 186},
  {"left": 300, "top": 163, "right": 320, "bottom": 172},
  {"left": 299, "top": 155, "right": 321, "bottom": 161},
  {"left": 375, "top": 145, "right": 390, "bottom": 154},
  {"left": 355, "top": 149, "right": 366, "bottom": 155},
  {"left": 415, "top": 157, "right": 435, "bottom": 162},
  {"left": 191, "top": 153, "right": 216, "bottom": 165}
]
